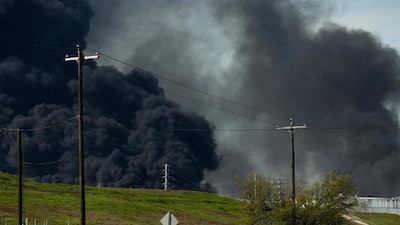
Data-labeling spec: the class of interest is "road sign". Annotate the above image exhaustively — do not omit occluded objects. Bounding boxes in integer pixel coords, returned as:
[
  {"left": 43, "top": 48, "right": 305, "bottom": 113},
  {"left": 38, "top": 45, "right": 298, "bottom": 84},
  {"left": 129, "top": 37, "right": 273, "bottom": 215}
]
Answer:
[{"left": 160, "top": 211, "right": 179, "bottom": 225}]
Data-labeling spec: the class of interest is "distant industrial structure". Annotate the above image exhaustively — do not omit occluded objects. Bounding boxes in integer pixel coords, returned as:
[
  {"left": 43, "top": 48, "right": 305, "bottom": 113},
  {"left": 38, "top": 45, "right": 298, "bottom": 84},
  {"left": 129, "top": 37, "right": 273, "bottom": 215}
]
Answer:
[{"left": 356, "top": 196, "right": 400, "bottom": 215}]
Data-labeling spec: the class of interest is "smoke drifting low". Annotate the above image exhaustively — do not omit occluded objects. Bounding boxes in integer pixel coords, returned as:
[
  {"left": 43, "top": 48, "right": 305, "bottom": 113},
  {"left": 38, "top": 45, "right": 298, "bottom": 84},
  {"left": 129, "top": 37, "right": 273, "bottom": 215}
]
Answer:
[{"left": 0, "top": 0, "right": 219, "bottom": 190}]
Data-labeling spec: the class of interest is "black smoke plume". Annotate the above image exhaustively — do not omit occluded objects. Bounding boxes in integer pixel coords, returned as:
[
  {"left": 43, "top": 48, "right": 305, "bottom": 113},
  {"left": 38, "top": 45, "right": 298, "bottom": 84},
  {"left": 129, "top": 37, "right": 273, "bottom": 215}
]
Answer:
[
  {"left": 213, "top": 0, "right": 400, "bottom": 196},
  {"left": 0, "top": 0, "right": 219, "bottom": 191},
  {"left": 86, "top": 0, "right": 400, "bottom": 196}
]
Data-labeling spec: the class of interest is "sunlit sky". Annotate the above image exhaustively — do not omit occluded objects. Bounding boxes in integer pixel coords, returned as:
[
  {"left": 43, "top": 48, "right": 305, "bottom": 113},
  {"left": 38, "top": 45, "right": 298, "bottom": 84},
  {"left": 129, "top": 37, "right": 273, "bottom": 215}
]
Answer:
[{"left": 331, "top": 0, "right": 400, "bottom": 51}]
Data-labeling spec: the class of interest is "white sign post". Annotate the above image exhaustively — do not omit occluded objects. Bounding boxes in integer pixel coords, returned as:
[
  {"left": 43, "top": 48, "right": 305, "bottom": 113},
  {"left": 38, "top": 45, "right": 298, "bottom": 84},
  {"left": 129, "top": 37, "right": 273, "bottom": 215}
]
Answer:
[{"left": 160, "top": 211, "right": 179, "bottom": 225}]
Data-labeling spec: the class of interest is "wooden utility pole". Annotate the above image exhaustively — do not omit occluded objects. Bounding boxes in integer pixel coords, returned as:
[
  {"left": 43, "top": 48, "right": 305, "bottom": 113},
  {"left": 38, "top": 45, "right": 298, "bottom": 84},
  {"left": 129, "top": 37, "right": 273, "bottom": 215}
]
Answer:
[
  {"left": 276, "top": 118, "right": 306, "bottom": 225},
  {"left": 18, "top": 129, "right": 23, "bottom": 225},
  {"left": 65, "top": 45, "right": 98, "bottom": 225}
]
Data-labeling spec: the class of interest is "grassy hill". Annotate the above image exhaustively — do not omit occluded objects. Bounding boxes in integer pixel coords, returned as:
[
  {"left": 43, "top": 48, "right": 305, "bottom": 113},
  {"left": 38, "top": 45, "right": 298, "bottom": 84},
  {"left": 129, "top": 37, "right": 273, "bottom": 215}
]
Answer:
[
  {"left": 355, "top": 212, "right": 400, "bottom": 225},
  {"left": 1, "top": 173, "right": 399, "bottom": 225},
  {"left": 0, "top": 173, "right": 244, "bottom": 225}
]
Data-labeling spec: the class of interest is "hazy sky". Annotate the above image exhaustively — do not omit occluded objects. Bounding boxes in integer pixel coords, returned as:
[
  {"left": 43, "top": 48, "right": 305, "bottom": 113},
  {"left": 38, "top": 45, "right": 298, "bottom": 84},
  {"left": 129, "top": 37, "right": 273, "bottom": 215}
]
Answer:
[{"left": 331, "top": 0, "right": 400, "bottom": 50}]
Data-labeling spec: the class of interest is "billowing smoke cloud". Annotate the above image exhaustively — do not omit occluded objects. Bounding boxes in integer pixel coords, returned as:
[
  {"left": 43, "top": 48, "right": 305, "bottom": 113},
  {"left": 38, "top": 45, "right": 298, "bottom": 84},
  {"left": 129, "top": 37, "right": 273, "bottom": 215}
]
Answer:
[
  {"left": 2, "top": 0, "right": 400, "bottom": 197},
  {"left": 212, "top": 0, "right": 400, "bottom": 196},
  {"left": 85, "top": 0, "right": 400, "bottom": 197},
  {"left": 0, "top": 0, "right": 219, "bottom": 191}
]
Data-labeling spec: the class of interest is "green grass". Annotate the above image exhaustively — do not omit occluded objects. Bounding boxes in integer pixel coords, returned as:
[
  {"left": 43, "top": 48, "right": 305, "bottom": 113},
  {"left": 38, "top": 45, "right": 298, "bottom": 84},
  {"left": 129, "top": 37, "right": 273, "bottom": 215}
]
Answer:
[
  {"left": 0, "top": 173, "right": 244, "bottom": 225},
  {"left": 354, "top": 212, "right": 400, "bottom": 225},
  {"left": 1, "top": 173, "right": 399, "bottom": 225}
]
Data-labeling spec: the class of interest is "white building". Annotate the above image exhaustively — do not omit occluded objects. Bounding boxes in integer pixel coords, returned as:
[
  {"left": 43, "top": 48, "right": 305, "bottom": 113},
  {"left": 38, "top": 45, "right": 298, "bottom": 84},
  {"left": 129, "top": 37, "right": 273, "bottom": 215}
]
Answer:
[{"left": 356, "top": 196, "right": 400, "bottom": 215}]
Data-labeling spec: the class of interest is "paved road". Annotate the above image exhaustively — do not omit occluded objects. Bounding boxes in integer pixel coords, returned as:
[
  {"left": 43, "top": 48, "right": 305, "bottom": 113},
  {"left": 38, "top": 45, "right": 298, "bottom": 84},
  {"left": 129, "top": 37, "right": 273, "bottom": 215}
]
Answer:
[{"left": 343, "top": 214, "right": 370, "bottom": 225}]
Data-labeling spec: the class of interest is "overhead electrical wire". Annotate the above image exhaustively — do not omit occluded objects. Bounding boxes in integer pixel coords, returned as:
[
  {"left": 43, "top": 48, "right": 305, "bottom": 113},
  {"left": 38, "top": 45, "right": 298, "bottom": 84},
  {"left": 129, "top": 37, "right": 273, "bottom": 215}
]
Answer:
[
  {"left": 0, "top": 36, "right": 74, "bottom": 56},
  {"left": 0, "top": 36, "right": 76, "bottom": 46},
  {"left": 24, "top": 158, "right": 65, "bottom": 166},
  {"left": 0, "top": 116, "right": 77, "bottom": 132},
  {"left": 173, "top": 128, "right": 276, "bottom": 132},
  {"left": 167, "top": 164, "right": 202, "bottom": 191},
  {"left": 166, "top": 90, "right": 277, "bottom": 126},
  {"left": 89, "top": 49, "right": 292, "bottom": 122}
]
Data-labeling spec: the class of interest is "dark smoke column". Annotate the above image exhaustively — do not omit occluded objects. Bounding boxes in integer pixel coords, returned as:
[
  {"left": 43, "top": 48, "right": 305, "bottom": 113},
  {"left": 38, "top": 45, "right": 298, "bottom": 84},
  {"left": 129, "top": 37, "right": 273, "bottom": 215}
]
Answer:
[
  {"left": 213, "top": 0, "right": 400, "bottom": 196},
  {"left": 0, "top": 0, "right": 220, "bottom": 192}
]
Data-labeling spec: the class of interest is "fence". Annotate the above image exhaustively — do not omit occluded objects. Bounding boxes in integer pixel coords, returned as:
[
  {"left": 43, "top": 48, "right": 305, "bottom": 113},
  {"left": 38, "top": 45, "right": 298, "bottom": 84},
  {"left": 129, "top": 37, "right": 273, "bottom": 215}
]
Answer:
[
  {"left": 2, "top": 218, "right": 76, "bottom": 225},
  {"left": 356, "top": 196, "right": 400, "bottom": 215}
]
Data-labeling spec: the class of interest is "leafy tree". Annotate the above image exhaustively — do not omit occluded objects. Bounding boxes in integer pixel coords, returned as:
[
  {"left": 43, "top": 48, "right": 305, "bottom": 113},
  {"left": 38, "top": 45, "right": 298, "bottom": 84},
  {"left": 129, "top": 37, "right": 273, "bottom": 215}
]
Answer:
[
  {"left": 295, "top": 171, "right": 358, "bottom": 225},
  {"left": 237, "top": 173, "right": 284, "bottom": 224},
  {"left": 237, "top": 171, "right": 358, "bottom": 225}
]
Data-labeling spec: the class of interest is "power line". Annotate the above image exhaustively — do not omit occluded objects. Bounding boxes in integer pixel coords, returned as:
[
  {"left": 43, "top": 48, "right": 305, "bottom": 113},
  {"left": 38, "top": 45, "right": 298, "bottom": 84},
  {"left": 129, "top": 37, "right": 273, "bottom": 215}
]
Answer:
[
  {"left": 173, "top": 125, "right": 400, "bottom": 132},
  {"left": 311, "top": 124, "right": 399, "bottom": 130},
  {"left": 173, "top": 128, "right": 276, "bottom": 132},
  {"left": 89, "top": 49, "right": 290, "bottom": 122},
  {"left": 164, "top": 163, "right": 202, "bottom": 191},
  {"left": 23, "top": 158, "right": 65, "bottom": 166},
  {"left": 172, "top": 171, "right": 199, "bottom": 188},
  {"left": 0, "top": 116, "right": 395, "bottom": 134},
  {"left": 0, "top": 36, "right": 76, "bottom": 46},
  {"left": 0, "top": 37, "right": 75, "bottom": 56},
  {"left": 166, "top": 90, "right": 276, "bottom": 125},
  {"left": 0, "top": 116, "right": 77, "bottom": 132}
]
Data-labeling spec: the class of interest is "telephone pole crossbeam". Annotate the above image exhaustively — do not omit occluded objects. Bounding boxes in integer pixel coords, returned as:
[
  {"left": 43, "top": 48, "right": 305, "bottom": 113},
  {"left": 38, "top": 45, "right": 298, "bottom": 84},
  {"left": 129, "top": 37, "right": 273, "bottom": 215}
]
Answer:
[{"left": 65, "top": 45, "right": 98, "bottom": 225}]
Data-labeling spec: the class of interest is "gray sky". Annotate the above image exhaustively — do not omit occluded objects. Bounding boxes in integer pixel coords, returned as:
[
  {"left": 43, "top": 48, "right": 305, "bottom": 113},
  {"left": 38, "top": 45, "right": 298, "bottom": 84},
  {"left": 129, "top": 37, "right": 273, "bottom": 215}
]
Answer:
[{"left": 331, "top": 0, "right": 400, "bottom": 51}]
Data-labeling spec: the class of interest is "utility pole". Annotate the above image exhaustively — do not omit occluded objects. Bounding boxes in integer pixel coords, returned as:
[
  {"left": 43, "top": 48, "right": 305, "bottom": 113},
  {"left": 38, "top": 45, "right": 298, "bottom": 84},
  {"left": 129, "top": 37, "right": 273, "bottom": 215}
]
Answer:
[
  {"left": 18, "top": 129, "right": 22, "bottom": 225},
  {"left": 278, "top": 179, "right": 283, "bottom": 205},
  {"left": 276, "top": 118, "right": 306, "bottom": 225},
  {"left": 253, "top": 172, "right": 257, "bottom": 198},
  {"left": 163, "top": 163, "right": 169, "bottom": 190},
  {"left": 65, "top": 45, "right": 98, "bottom": 225}
]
